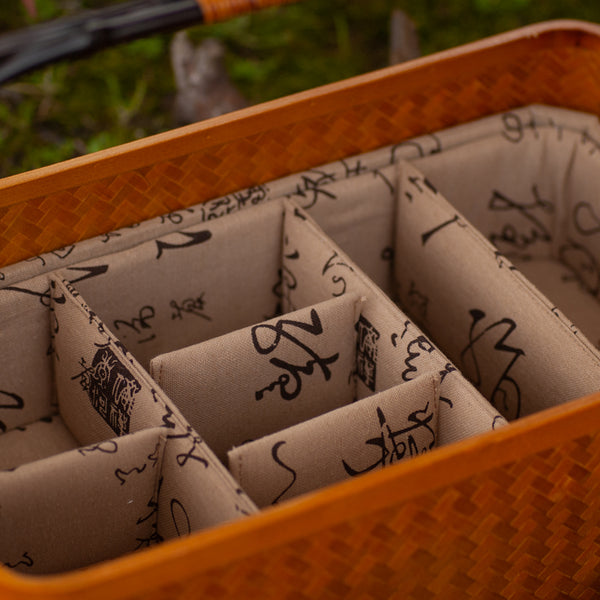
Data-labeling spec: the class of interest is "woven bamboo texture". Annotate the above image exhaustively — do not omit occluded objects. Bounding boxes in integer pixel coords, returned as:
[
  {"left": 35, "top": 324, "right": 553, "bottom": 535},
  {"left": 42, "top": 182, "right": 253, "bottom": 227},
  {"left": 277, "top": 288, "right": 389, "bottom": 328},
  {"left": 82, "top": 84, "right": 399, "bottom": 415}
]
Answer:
[
  {"left": 1, "top": 20, "right": 600, "bottom": 600},
  {"left": 197, "top": 0, "right": 299, "bottom": 23}
]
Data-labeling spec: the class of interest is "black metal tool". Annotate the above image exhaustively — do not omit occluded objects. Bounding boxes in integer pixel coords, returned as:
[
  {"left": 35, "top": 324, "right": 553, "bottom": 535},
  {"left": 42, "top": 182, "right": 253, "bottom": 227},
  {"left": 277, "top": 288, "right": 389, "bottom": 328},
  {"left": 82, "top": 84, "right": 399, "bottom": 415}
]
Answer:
[{"left": 0, "top": 0, "right": 204, "bottom": 85}]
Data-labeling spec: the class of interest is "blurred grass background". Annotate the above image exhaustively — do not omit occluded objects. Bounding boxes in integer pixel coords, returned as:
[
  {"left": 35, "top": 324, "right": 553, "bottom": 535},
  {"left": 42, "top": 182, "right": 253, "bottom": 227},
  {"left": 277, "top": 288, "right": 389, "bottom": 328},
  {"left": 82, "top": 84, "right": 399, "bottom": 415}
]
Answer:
[{"left": 1, "top": 0, "right": 600, "bottom": 178}]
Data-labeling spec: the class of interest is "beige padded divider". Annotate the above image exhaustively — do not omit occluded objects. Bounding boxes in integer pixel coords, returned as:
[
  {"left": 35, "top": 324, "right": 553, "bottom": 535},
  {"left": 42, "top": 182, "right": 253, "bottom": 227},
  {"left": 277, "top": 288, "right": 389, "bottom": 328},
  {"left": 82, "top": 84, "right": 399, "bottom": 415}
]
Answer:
[
  {"left": 229, "top": 373, "right": 440, "bottom": 507},
  {"left": 394, "top": 160, "right": 600, "bottom": 420},
  {"left": 50, "top": 276, "right": 258, "bottom": 541},
  {"left": 150, "top": 295, "right": 363, "bottom": 463},
  {"left": 281, "top": 200, "right": 506, "bottom": 446},
  {"left": 412, "top": 108, "right": 600, "bottom": 349},
  {"left": 0, "top": 427, "right": 165, "bottom": 575},
  {"left": 292, "top": 165, "right": 397, "bottom": 296},
  {"left": 63, "top": 199, "right": 284, "bottom": 369}
]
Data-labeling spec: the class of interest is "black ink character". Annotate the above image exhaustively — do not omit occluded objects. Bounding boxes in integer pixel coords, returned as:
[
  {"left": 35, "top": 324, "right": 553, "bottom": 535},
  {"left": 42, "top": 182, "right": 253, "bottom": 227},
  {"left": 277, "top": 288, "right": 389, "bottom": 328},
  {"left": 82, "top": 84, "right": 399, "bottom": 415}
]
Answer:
[
  {"left": 167, "top": 426, "right": 208, "bottom": 467},
  {"left": 580, "top": 129, "right": 600, "bottom": 155},
  {"left": 155, "top": 229, "right": 212, "bottom": 259},
  {"left": 573, "top": 201, "right": 600, "bottom": 236},
  {"left": 4, "top": 552, "right": 34, "bottom": 569},
  {"left": 421, "top": 214, "right": 465, "bottom": 246},
  {"left": 402, "top": 335, "right": 435, "bottom": 381},
  {"left": 159, "top": 209, "right": 194, "bottom": 226},
  {"left": 72, "top": 346, "right": 140, "bottom": 435},
  {"left": 170, "top": 498, "right": 191, "bottom": 537},
  {"left": 270, "top": 440, "right": 297, "bottom": 504},
  {"left": 0, "top": 390, "right": 24, "bottom": 433},
  {"left": 342, "top": 404, "right": 436, "bottom": 476},
  {"left": 389, "top": 134, "right": 442, "bottom": 163},
  {"left": 356, "top": 315, "right": 380, "bottom": 391},
  {"left": 341, "top": 159, "right": 369, "bottom": 178},
  {"left": 559, "top": 239, "right": 600, "bottom": 296},
  {"left": 488, "top": 186, "right": 553, "bottom": 253},
  {"left": 136, "top": 477, "right": 164, "bottom": 549},
  {"left": 253, "top": 309, "right": 339, "bottom": 401},
  {"left": 78, "top": 440, "right": 119, "bottom": 456},
  {"left": 322, "top": 251, "right": 355, "bottom": 297},
  {"left": 101, "top": 231, "right": 122, "bottom": 243},
  {"left": 289, "top": 170, "right": 337, "bottom": 209},
  {"left": 115, "top": 464, "right": 147, "bottom": 485},
  {"left": 170, "top": 293, "right": 211, "bottom": 321},
  {"left": 460, "top": 309, "right": 525, "bottom": 420},
  {"left": 114, "top": 306, "right": 156, "bottom": 344}
]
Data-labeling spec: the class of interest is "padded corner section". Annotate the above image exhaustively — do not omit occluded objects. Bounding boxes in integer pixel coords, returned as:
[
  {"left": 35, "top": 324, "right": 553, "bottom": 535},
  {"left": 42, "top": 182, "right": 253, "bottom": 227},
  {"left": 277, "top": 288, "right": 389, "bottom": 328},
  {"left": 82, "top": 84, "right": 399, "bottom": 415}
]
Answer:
[
  {"left": 50, "top": 274, "right": 258, "bottom": 534},
  {"left": 299, "top": 164, "right": 398, "bottom": 295},
  {"left": 150, "top": 294, "right": 363, "bottom": 463},
  {"left": 0, "top": 427, "right": 165, "bottom": 575},
  {"left": 394, "top": 160, "right": 600, "bottom": 420},
  {"left": 228, "top": 373, "right": 440, "bottom": 508},
  {"left": 63, "top": 199, "right": 285, "bottom": 369}
]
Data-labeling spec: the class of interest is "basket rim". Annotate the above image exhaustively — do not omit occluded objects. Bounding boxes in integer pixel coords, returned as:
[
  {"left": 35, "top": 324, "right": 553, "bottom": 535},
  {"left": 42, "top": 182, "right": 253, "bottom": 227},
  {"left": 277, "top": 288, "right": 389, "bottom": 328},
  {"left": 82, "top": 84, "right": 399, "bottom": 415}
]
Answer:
[{"left": 3, "top": 389, "right": 599, "bottom": 597}]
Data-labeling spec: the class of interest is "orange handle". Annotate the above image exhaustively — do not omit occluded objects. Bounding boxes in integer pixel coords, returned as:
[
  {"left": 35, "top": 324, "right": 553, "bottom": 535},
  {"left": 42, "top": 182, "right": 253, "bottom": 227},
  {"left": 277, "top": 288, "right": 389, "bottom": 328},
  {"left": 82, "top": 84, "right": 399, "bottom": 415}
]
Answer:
[{"left": 196, "top": 0, "right": 299, "bottom": 23}]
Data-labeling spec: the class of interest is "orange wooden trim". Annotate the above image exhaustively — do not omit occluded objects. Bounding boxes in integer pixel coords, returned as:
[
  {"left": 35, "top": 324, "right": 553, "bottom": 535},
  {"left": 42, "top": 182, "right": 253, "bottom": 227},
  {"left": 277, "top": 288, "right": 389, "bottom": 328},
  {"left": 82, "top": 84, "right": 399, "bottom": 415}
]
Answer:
[
  {"left": 196, "top": 0, "right": 299, "bottom": 24},
  {"left": 2, "top": 390, "right": 599, "bottom": 600}
]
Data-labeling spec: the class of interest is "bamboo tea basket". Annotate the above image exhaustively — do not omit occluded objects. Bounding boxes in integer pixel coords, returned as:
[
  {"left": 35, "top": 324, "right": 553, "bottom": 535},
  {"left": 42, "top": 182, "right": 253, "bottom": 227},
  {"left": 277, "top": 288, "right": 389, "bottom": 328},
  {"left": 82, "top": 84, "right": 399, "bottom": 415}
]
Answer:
[{"left": 1, "top": 19, "right": 600, "bottom": 600}]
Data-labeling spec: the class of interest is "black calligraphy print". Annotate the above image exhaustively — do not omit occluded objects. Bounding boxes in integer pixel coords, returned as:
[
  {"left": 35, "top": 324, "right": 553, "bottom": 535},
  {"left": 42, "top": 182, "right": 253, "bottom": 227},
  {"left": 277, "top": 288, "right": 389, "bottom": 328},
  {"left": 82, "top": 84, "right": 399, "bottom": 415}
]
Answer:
[
  {"left": 492, "top": 416, "right": 505, "bottom": 430},
  {"left": 322, "top": 251, "right": 355, "bottom": 297},
  {"left": 402, "top": 335, "right": 435, "bottom": 381},
  {"left": 114, "top": 306, "right": 156, "bottom": 344},
  {"left": 559, "top": 239, "right": 600, "bottom": 296},
  {"left": 155, "top": 230, "right": 212, "bottom": 259},
  {"left": 573, "top": 201, "right": 600, "bottom": 236},
  {"left": 580, "top": 129, "right": 600, "bottom": 155},
  {"left": 342, "top": 403, "right": 436, "bottom": 477},
  {"left": 200, "top": 186, "right": 269, "bottom": 221},
  {"left": 4, "top": 552, "right": 34, "bottom": 569},
  {"left": 167, "top": 426, "right": 208, "bottom": 468},
  {"left": 501, "top": 112, "right": 540, "bottom": 144},
  {"left": 170, "top": 293, "right": 212, "bottom": 321},
  {"left": 170, "top": 498, "right": 192, "bottom": 537},
  {"left": 389, "top": 134, "right": 442, "bottom": 163},
  {"left": 151, "top": 389, "right": 177, "bottom": 430},
  {"left": 235, "top": 488, "right": 252, "bottom": 516},
  {"left": 72, "top": 347, "right": 140, "bottom": 435},
  {"left": 270, "top": 440, "right": 297, "bottom": 504},
  {"left": 421, "top": 214, "right": 466, "bottom": 246},
  {"left": 253, "top": 309, "right": 339, "bottom": 401},
  {"left": 341, "top": 159, "right": 369, "bottom": 178},
  {"left": 460, "top": 309, "right": 524, "bottom": 420},
  {"left": 373, "top": 168, "right": 396, "bottom": 195},
  {"left": 135, "top": 477, "right": 164, "bottom": 549},
  {"left": 0, "top": 390, "right": 25, "bottom": 433},
  {"left": 159, "top": 208, "right": 195, "bottom": 226},
  {"left": 78, "top": 440, "right": 119, "bottom": 456},
  {"left": 488, "top": 186, "right": 553, "bottom": 253},
  {"left": 102, "top": 231, "right": 122, "bottom": 243},
  {"left": 289, "top": 170, "right": 337, "bottom": 209},
  {"left": 66, "top": 264, "right": 110, "bottom": 284},
  {"left": 115, "top": 464, "right": 147, "bottom": 485},
  {"left": 355, "top": 315, "right": 380, "bottom": 391}
]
